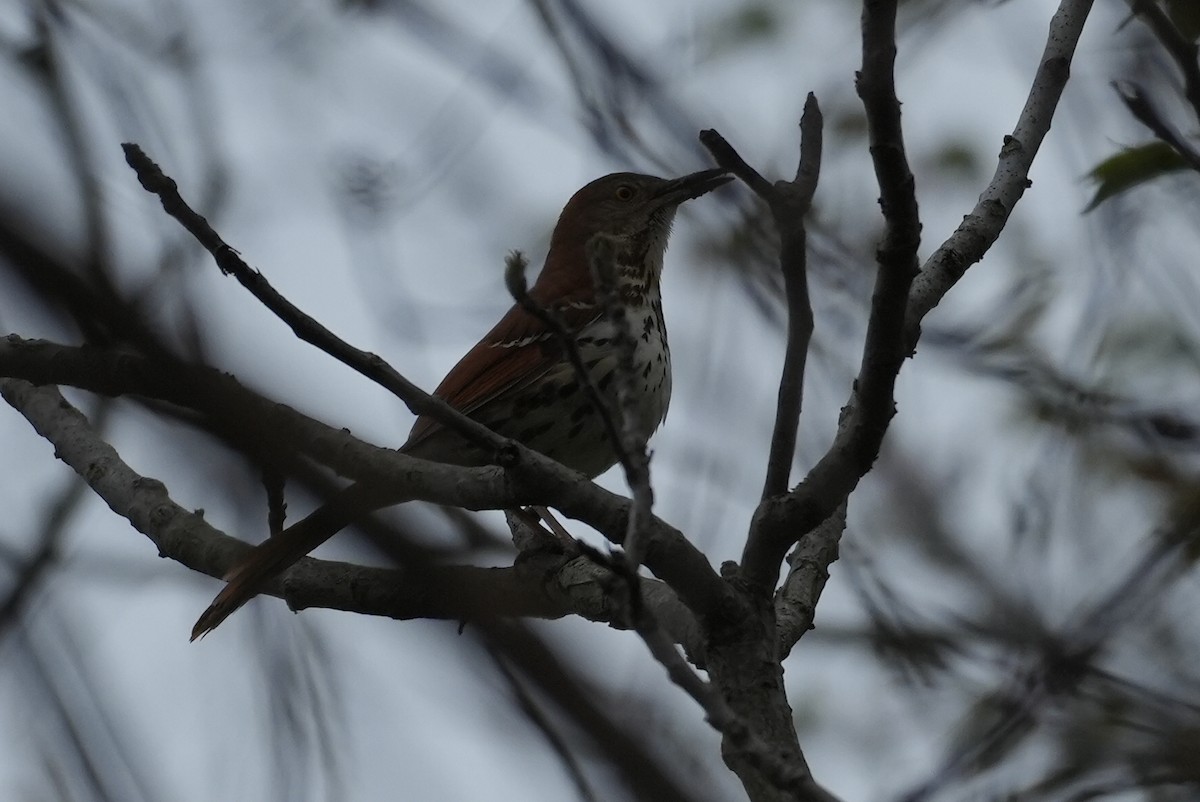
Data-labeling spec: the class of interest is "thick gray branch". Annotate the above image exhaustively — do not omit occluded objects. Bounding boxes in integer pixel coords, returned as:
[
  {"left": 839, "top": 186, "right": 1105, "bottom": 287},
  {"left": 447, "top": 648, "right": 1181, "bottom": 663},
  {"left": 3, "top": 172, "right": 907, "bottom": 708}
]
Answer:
[
  {"left": 0, "top": 378, "right": 702, "bottom": 651},
  {"left": 0, "top": 337, "right": 732, "bottom": 620}
]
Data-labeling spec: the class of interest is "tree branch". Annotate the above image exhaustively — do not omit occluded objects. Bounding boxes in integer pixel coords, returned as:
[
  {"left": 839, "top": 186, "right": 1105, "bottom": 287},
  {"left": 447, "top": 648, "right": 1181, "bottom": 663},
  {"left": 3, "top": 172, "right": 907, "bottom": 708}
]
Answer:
[
  {"left": 636, "top": 613, "right": 841, "bottom": 802},
  {"left": 0, "top": 337, "right": 731, "bottom": 623},
  {"left": 504, "top": 249, "right": 631, "bottom": 479},
  {"left": 0, "top": 378, "right": 704, "bottom": 652},
  {"left": 700, "top": 94, "right": 823, "bottom": 502},
  {"left": 737, "top": 0, "right": 921, "bottom": 592},
  {"left": 745, "top": 0, "right": 1096, "bottom": 593},
  {"left": 905, "top": 0, "right": 1093, "bottom": 334},
  {"left": 121, "top": 142, "right": 508, "bottom": 463},
  {"left": 586, "top": 234, "right": 657, "bottom": 570}
]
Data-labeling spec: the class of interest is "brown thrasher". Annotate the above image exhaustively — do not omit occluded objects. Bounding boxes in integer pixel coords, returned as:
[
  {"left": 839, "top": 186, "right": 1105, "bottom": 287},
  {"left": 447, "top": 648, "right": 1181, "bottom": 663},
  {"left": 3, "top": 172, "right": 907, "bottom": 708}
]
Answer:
[{"left": 191, "top": 168, "right": 731, "bottom": 639}]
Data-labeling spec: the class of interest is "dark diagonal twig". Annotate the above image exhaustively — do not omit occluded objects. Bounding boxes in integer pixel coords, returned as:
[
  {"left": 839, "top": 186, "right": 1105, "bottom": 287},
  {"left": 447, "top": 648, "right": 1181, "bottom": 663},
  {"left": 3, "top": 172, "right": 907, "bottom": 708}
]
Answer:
[
  {"left": 1128, "top": 0, "right": 1200, "bottom": 118},
  {"left": 1113, "top": 81, "right": 1200, "bottom": 172},
  {"left": 507, "top": 245, "right": 654, "bottom": 611},
  {"left": 488, "top": 647, "right": 600, "bottom": 802},
  {"left": 121, "top": 143, "right": 506, "bottom": 461}
]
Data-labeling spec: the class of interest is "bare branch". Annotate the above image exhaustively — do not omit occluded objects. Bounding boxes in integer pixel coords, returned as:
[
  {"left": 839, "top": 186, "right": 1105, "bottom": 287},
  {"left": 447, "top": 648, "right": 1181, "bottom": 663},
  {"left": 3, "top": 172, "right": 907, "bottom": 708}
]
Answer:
[
  {"left": 0, "top": 337, "right": 731, "bottom": 621},
  {"left": 121, "top": 142, "right": 507, "bottom": 462},
  {"left": 746, "top": 0, "right": 1096, "bottom": 592},
  {"left": 697, "top": 131, "right": 775, "bottom": 197},
  {"left": 511, "top": 238, "right": 660, "bottom": 640},
  {"left": 0, "top": 378, "right": 709, "bottom": 653},
  {"left": 503, "top": 249, "right": 632, "bottom": 488},
  {"left": 738, "top": 0, "right": 920, "bottom": 591},
  {"left": 700, "top": 92, "right": 823, "bottom": 501}
]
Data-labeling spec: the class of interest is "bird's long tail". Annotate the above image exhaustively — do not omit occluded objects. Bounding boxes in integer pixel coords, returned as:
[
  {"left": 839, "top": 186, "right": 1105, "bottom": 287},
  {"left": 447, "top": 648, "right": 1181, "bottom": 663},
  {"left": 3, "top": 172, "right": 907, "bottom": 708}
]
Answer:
[{"left": 190, "top": 482, "right": 393, "bottom": 640}]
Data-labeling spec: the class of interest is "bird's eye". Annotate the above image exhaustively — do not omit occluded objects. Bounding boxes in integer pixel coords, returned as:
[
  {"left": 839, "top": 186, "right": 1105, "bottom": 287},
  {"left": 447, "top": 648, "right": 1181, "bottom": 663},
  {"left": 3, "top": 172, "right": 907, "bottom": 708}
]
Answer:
[{"left": 614, "top": 184, "right": 636, "bottom": 202}]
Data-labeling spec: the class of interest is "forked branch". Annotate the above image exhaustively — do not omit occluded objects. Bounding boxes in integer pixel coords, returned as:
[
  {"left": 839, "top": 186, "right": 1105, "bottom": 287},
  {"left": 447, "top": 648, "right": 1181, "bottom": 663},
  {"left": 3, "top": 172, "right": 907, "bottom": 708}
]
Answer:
[
  {"left": 701, "top": 93, "right": 824, "bottom": 502},
  {"left": 742, "top": 0, "right": 1096, "bottom": 593}
]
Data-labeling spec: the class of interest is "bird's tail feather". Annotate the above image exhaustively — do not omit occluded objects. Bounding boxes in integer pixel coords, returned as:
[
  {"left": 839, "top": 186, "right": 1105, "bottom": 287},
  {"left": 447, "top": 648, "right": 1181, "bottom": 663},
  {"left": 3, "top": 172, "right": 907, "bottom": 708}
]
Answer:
[{"left": 190, "top": 482, "right": 391, "bottom": 640}]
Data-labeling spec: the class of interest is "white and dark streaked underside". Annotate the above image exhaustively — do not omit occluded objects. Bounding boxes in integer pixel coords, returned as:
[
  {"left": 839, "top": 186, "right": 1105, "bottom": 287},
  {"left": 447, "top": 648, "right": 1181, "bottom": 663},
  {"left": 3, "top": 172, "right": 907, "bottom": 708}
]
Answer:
[{"left": 472, "top": 292, "right": 671, "bottom": 478}]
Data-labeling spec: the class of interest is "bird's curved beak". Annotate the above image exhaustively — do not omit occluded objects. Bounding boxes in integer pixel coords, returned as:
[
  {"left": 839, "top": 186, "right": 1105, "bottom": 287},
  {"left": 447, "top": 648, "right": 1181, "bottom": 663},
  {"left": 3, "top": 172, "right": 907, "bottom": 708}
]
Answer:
[{"left": 655, "top": 168, "right": 733, "bottom": 206}]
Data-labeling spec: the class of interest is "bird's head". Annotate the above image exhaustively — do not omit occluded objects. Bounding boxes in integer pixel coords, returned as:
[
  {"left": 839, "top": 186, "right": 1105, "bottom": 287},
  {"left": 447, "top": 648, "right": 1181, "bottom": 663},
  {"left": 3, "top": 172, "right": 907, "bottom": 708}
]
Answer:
[{"left": 541, "top": 169, "right": 731, "bottom": 293}]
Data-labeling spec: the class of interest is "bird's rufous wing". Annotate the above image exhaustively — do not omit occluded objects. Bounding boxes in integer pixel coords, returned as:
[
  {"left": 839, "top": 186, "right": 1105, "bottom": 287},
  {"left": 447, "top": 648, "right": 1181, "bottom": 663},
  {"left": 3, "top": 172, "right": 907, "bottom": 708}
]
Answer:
[
  {"left": 405, "top": 299, "right": 598, "bottom": 449},
  {"left": 191, "top": 294, "right": 598, "bottom": 640}
]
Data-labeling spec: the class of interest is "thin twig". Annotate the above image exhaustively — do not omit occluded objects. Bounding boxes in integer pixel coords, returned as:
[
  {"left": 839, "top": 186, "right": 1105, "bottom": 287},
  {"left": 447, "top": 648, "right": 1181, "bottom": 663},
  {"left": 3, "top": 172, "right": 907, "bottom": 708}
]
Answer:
[
  {"left": 508, "top": 235, "right": 658, "bottom": 628},
  {"left": 705, "top": 95, "right": 823, "bottom": 501},
  {"left": 697, "top": 132, "right": 775, "bottom": 198},
  {"left": 488, "top": 647, "right": 600, "bottom": 802},
  {"left": 262, "top": 465, "right": 287, "bottom": 536},
  {"left": 507, "top": 244, "right": 655, "bottom": 619},
  {"left": 121, "top": 143, "right": 507, "bottom": 461}
]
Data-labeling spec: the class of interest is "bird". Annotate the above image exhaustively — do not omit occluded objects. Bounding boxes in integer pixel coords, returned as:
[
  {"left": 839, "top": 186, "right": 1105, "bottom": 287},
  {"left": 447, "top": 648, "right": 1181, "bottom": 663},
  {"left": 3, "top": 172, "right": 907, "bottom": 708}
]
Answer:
[{"left": 191, "top": 167, "right": 732, "bottom": 640}]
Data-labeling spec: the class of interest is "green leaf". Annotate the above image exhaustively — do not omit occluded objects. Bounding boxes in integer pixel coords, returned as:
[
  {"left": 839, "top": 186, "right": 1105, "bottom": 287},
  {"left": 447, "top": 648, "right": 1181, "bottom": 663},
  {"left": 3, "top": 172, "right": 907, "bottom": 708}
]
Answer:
[{"left": 1083, "top": 142, "right": 1192, "bottom": 212}]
